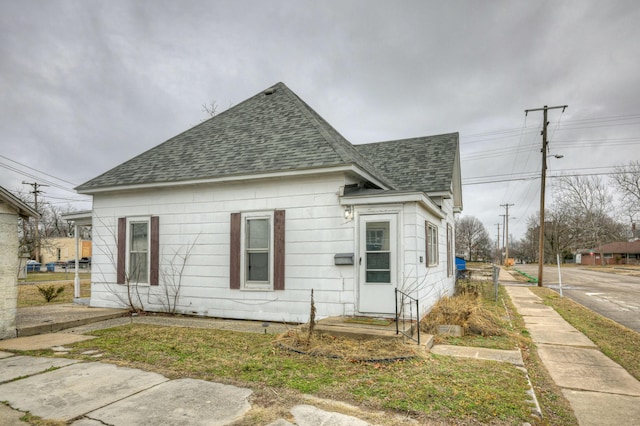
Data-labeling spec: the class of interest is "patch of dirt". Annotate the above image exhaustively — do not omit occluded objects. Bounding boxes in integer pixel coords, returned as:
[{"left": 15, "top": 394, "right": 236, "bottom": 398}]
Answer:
[{"left": 275, "top": 330, "right": 420, "bottom": 362}]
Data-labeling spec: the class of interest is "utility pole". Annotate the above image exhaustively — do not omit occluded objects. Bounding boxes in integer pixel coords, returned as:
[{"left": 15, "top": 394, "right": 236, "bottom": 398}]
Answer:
[
  {"left": 495, "top": 223, "right": 501, "bottom": 264},
  {"left": 501, "top": 203, "right": 514, "bottom": 265},
  {"left": 500, "top": 214, "right": 506, "bottom": 250},
  {"left": 22, "top": 181, "right": 48, "bottom": 263},
  {"left": 525, "top": 104, "right": 567, "bottom": 287}
]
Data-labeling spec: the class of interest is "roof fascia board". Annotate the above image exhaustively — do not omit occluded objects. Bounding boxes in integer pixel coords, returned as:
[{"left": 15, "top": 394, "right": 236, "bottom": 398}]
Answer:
[
  {"left": 0, "top": 187, "right": 39, "bottom": 218},
  {"left": 61, "top": 210, "right": 93, "bottom": 226},
  {"left": 77, "top": 165, "right": 391, "bottom": 195},
  {"left": 341, "top": 192, "right": 445, "bottom": 219}
]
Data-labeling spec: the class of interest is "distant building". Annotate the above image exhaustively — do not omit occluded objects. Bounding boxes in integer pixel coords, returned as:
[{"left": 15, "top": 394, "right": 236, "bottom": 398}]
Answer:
[
  {"left": 577, "top": 241, "right": 640, "bottom": 265},
  {"left": 40, "top": 237, "right": 92, "bottom": 265}
]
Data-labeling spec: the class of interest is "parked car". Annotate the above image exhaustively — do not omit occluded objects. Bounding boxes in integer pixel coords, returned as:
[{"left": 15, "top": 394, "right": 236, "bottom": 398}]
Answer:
[
  {"left": 66, "top": 257, "right": 91, "bottom": 269},
  {"left": 26, "top": 260, "right": 41, "bottom": 272}
]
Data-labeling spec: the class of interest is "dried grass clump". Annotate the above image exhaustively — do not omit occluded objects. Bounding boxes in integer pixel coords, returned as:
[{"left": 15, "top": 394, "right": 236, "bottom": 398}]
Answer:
[
  {"left": 421, "top": 292, "right": 505, "bottom": 337},
  {"left": 275, "top": 329, "right": 418, "bottom": 361}
]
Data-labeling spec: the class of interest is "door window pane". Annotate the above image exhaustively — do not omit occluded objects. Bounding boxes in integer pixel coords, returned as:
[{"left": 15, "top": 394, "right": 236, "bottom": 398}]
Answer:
[
  {"left": 365, "top": 221, "right": 391, "bottom": 284},
  {"left": 366, "top": 222, "right": 390, "bottom": 251},
  {"left": 367, "top": 252, "right": 390, "bottom": 269},
  {"left": 366, "top": 271, "right": 390, "bottom": 283}
]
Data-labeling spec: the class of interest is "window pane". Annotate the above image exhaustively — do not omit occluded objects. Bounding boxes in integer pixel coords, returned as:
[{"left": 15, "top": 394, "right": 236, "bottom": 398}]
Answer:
[
  {"left": 367, "top": 252, "right": 390, "bottom": 269},
  {"left": 247, "top": 252, "right": 269, "bottom": 281},
  {"left": 131, "top": 222, "right": 148, "bottom": 252},
  {"left": 366, "top": 222, "right": 389, "bottom": 251},
  {"left": 366, "top": 270, "right": 390, "bottom": 283},
  {"left": 247, "top": 219, "right": 269, "bottom": 249},
  {"left": 130, "top": 252, "right": 148, "bottom": 283}
]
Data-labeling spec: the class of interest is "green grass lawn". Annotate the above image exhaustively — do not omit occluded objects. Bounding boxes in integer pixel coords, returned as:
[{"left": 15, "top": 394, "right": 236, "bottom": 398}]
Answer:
[
  {"left": 14, "top": 280, "right": 581, "bottom": 425},
  {"left": 18, "top": 281, "right": 91, "bottom": 307},
  {"left": 58, "top": 324, "right": 534, "bottom": 425}
]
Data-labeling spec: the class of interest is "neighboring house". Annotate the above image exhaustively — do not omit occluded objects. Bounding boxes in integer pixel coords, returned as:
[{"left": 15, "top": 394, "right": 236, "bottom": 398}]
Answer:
[
  {"left": 40, "top": 237, "right": 92, "bottom": 265},
  {"left": 0, "top": 185, "right": 39, "bottom": 339},
  {"left": 76, "top": 82, "right": 462, "bottom": 323},
  {"left": 577, "top": 241, "right": 640, "bottom": 265}
]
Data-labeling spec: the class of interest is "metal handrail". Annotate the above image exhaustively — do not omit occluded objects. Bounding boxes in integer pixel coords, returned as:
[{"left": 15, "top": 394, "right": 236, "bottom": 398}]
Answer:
[{"left": 395, "top": 288, "right": 420, "bottom": 344}]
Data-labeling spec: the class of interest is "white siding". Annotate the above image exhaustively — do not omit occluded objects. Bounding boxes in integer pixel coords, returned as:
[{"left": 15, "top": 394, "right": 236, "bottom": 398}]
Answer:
[
  {"left": 403, "top": 198, "right": 456, "bottom": 318},
  {"left": 90, "top": 173, "right": 356, "bottom": 323},
  {"left": 90, "top": 173, "right": 457, "bottom": 323}
]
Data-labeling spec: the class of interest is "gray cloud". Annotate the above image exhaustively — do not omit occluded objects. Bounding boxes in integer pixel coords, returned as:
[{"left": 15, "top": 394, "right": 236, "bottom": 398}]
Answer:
[{"left": 1, "top": 0, "right": 639, "bottom": 238}]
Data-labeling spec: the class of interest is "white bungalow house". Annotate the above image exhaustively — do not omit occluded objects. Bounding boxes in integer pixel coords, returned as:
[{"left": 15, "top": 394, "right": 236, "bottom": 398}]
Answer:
[{"left": 76, "top": 82, "right": 462, "bottom": 323}]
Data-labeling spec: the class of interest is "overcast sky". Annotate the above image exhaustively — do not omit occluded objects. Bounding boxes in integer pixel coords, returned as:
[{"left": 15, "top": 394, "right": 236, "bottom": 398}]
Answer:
[{"left": 2, "top": 0, "right": 639, "bottom": 241}]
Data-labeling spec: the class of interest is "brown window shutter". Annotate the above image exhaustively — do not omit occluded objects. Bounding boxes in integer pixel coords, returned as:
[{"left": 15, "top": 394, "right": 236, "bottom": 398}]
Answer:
[
  {"left": 150, "top": 216, "right": 159, "bottom": 286},
  {"left": 230, "top": 212, "right": 241, "bottom": 289},
  {"left": 117, "top": 217, "right": 126, "bottom": 284},
  {"left": 274, "top": 209, "right": 285, "bottom": 290}
]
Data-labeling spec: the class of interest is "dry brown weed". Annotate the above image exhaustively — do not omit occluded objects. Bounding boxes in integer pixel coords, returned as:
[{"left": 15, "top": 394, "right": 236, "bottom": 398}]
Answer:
[{"left": 421, "top": 291, "right": 505, "bottom": 337}]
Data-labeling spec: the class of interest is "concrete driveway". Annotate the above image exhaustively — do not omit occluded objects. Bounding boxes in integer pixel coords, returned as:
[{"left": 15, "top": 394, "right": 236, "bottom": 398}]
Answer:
[{"left": 515, "top": 265, "right": 640, "bottom": 333}]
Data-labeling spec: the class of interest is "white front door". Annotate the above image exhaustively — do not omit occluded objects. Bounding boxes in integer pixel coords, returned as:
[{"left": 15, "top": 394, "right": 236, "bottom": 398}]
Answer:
[{"left": 358, "top": 214, "right": 397, "bottom": 314}]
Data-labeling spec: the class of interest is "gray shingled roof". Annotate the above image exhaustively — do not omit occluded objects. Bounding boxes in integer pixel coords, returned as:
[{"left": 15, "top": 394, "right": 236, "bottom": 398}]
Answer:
[
  {"left": 77, "top": 83, "right": 458, "bottom": 197},
  {"left": 354, "top": 133, "right": 459, "bottom": 194},
  {"left": 77, "top": 82, "right": 394, "bottom": 192}
]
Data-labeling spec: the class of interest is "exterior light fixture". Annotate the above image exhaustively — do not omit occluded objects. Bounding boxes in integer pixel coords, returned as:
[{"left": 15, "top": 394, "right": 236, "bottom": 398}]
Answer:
[{"left": 344, "top": 205, "right": 353, "bottom": 220}]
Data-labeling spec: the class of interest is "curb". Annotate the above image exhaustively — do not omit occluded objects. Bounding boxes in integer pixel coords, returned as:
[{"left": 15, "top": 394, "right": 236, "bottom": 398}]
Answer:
[{"left": 16, "top": 312, "right": 129, "bottom": 337}]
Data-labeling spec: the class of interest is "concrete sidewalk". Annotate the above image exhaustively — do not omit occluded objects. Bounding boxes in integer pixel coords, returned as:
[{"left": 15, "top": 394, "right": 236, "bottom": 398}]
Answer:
[
  {"left": 0, "top": 312, "right": 388, "bottom": 425},
  {"left": 0, "top": 350, "right": 376, "bottom": 425},
  {"left": 504, "top": 285, "right": 640, "bottom": 426}
]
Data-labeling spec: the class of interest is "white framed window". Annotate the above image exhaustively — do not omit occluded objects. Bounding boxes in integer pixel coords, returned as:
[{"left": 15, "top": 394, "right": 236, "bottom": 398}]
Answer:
[
  {"left": 241, "top": 211, "right": 274, "bottom": 290},
  {"left": 127, "top": 217, "right": 150, "bottom": 284},
  {"left": 426, "top": 222, "right": 438, "bottom": 266}
]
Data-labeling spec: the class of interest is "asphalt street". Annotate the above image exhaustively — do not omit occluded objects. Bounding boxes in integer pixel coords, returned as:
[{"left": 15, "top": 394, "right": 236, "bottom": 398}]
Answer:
[{"left": 514, "top": 265, "right": 640, "bottom": 333}]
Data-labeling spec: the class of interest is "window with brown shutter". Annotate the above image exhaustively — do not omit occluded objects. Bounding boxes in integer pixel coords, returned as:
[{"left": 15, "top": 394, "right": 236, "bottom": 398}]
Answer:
[
  {"left": 116, "top": 216, "right": 159, "bottom": 285},
  {"left": 230, "top": 210, "right": 285, "bottom": 290}
]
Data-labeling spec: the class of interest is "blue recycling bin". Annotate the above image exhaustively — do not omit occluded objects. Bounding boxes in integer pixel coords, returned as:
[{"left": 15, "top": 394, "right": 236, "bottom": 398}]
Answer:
[
  {"left": 26, "top": 261, "right": 41, "bottom": 272},
  {"left": 46, "top": 262, "right": 56, "bottom": 272},
  {"left": 455, "top": 257, "right": 467, "bottom": 280}
]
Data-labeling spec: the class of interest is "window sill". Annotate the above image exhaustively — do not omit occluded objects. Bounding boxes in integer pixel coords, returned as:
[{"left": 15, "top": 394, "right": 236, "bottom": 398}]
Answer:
[{"left": 241, "top": 287, "right": 274, "bottom": 292}]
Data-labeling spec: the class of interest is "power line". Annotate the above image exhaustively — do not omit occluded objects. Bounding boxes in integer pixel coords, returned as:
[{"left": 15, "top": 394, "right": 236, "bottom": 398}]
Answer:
[{"left": 0, "top": 154, "right": 79, "bottom": 186}]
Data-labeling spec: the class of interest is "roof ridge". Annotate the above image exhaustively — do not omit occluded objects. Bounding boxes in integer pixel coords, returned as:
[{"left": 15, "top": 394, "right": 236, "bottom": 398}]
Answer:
[
  {"left": 356, "top": 132, "right": 460, "bottom": 147},
  {"left": 279, "top": 84, "right": 396, "bottom": 188}
]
